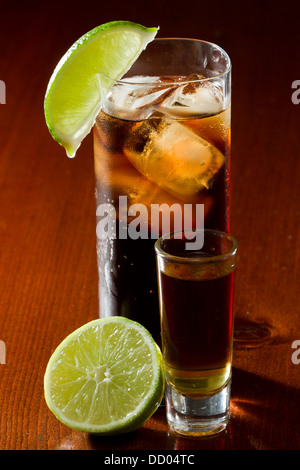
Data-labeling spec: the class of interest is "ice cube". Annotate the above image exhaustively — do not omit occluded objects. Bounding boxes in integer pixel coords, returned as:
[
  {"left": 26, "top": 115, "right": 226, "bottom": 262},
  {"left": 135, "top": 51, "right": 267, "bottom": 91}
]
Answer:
[
  {"left": 124, "top": 119, "right": 225, "bottom": 202},
  {"left": 159, "top": 74, "right": 224, "bottom": 117},
  {"left": 105, "top": 76, "right": 177, "bottom": 120}
]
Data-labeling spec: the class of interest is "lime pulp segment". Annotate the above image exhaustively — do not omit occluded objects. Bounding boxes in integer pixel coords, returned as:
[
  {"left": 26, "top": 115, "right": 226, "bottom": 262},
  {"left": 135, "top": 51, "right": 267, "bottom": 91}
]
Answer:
[
  {"left": 44, "top": 21, "right": 159, "bottom": 157},
  {"left": 44, "top": 318, "right": 164, "bottom": 435}
]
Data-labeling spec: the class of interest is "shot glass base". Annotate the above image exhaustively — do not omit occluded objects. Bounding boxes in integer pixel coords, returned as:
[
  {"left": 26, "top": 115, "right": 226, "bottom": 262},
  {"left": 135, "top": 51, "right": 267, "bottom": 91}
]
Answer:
[{"left": 165, "top": 380, "right": 231, "bottom": 437}]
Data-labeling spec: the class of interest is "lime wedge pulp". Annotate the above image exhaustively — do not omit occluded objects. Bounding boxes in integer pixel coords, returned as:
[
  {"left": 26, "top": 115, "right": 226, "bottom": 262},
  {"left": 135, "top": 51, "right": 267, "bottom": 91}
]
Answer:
[
  {"left": 44, "top": 318, "right": 165, "bottom": 435},
  {"left": 44, "top": 21, "right": 158, "bottom": 157}
]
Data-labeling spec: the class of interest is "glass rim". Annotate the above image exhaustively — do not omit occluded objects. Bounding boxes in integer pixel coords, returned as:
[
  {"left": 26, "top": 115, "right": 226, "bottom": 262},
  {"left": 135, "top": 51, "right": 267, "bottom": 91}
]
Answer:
[
  {"left": 154, "top": 229, "right": 238, "bottom": 264},
  {"left": 101, "top": 37, "right": 231, "bottom": 86}
]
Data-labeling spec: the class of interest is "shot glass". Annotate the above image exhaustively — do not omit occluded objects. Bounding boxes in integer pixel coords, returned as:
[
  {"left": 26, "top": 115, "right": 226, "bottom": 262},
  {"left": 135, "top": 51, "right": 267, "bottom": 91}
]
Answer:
[{"left": 155, "top": 229, "right": 238, "bottom": 436}]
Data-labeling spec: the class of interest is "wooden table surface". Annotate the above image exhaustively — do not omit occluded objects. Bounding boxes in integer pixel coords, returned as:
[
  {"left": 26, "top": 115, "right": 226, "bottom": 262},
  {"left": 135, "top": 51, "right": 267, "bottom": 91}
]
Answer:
[{"left": 1, "top": 0, "right": 300, "bottom": 451}]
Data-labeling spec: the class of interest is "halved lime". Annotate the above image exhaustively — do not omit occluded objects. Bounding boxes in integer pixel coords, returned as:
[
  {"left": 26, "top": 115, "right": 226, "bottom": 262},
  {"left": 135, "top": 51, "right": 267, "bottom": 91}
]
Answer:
[
  {"left": 44, "top": 21, "right": 158, "bottom": 157},
  {"left": 44, "top": 317, "right": 164, "bottom": 435}
]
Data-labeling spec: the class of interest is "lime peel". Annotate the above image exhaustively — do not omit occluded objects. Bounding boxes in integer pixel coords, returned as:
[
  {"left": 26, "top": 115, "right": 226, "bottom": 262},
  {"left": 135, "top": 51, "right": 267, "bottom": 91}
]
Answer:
[
  {"left": 44, "top": 317, "right": 164, "bottom": 435},
  {"left": 44, "top": 21, "right": 159, "bottom": 157}
]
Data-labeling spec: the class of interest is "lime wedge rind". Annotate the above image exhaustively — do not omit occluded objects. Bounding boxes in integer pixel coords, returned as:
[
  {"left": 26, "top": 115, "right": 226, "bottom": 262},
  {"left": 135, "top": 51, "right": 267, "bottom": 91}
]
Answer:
[
  {"left": 44, "top": 21, "right": 159, "bottom": 157},
  {"left": 44, "top": 317, "right": 164, "bottom": 435}
]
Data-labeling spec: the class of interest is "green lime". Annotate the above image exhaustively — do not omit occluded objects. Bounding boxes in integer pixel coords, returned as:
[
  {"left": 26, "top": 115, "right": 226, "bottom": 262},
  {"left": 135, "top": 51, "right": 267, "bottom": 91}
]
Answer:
[
  {"left": 44, "top": 317, "right": 164, "bottom": 435},
  {"left": 44, "top": 21, "right": 158, "bottom": 157}
]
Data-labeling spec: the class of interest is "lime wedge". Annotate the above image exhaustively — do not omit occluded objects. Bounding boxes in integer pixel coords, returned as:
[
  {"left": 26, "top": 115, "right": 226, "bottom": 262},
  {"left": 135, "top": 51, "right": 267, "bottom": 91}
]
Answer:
[
  {"left": 44, "top": 21, "right": 158, "bottom": 157},
  {"left": 44, "top": 317, "right": 164, "bottom": 435}
]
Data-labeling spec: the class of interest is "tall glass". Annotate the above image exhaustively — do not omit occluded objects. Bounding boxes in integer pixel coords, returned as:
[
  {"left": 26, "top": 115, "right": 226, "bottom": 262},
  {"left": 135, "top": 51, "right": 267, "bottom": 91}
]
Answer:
[
  {"left": 93, "top": 39, "right": 231, "bottom": 345},
  {"left": 155, "top": 229, "right": 238, "bottom": 436}
]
